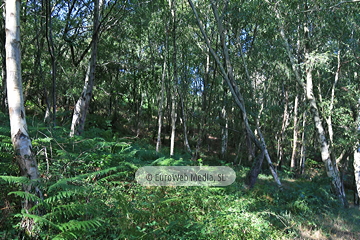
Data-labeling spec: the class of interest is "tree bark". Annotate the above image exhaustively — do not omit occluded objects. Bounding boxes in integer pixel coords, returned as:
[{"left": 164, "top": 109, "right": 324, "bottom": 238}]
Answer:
[
  {"left": 277, "top": 86, "right": 289, "bottom": 170},
  {"left": 169, "top": 0, "right": 177, "bottom": 156},
  {"left": 354, "top": 98, "right": 360, "bottom": 206},
  {"left": 179, "top": 91, "right": 192, "bottom": 153},
  {"left": 299, "top": 110, "right": 307, "bottom": 175},
  {"left": 220, "top": 98, "right": 228, "bottom": 158},
  {"left": 5, "top": 0, "right": 43, "bottom": 233},
  {"left": 0, "top": 2, "right": 6, "bottom": 112},
  {"left": 290, "top": 93, "right": 299, "bottom": 170},
  {"left": 45, "top": 0, "right": 57, "bottom": 126},
  {"left": 156, "top": 58, "right": 166, "bottom": 152},
  {"left": 70, "top": 0, "right": 101, "bottom": 136},
  {"left": 305, "top": 62, "right": 346, "bottom": 206}
]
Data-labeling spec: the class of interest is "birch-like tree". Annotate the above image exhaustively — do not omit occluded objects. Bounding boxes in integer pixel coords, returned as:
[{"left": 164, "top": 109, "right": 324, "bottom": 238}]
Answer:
[
  {"left": 354, "top": 98, "right": 360, "bottom": 204},
  {"left": 268, "top": 0, "right": 348, "bottom": 206},
  {"left": 5, "top": 0, "right": 42, "bottom": 232},
  {"left": 70, "top": 0, "right": 102, "bottom": 136},
  {"left": 188, "top": 0, "right": 282, "bottom": 189}
]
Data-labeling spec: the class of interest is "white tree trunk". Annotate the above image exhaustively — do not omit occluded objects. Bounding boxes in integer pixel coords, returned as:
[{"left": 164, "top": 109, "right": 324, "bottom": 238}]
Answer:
[
  {"left": 290, "top": 93, "right": 299, "bottom": 170},
  {"left": 221, "top": 104, "right": 228, "bottom": 158},
  {"left": 6, "top": 1, "right": 43, "bottom": 234},
  {"left": 6, "top": 0, "right": 39, "bottom": 184},
  {"left": 156, "top": 59, "right": 166, "bottom": 152},
  {"left": 306, "top": 61, "right": 347, "bottom": 206},
  {"left": 70, "top": 0, "right": 101, "bottom": 136},
  {"left": 271, "top": 2, "right": 347, "bottom": 206},
  {"left": 170, "top": 92, "right": 177, "bottom": 156},
  {"left": 299, "top": 110, "right": 307, "bottom": 175},
  {"left": 354, "top": 98, "right": 360, "bottom": 204},
  {"left": 169, "top": 0, "right": 177, "bottom": 157}
]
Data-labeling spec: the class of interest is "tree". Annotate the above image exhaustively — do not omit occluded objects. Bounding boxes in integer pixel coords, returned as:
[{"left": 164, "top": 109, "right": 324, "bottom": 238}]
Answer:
[
  {"left": 5, "top": 0, "right": 42, "bottom": 233},
  {"left": 188, "top": 0, "right": 282, "bottom": 188},
  {"left": 354, "top": 98, "right": 360, "bottom": 204},
  {"left": 70, "top": 0, "right": 102, "bottom": 136},
  {"left": 268, "top": 0, "right": 351, "bottom": 206}
]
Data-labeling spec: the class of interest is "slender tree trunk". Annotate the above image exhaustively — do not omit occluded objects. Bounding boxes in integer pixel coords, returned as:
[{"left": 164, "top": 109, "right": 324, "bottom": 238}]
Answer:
[
  {"left": 306, "top": 59, "right": 347, "bottom": 206},
  {"left": 0, "top": 3, "right": 6, "bottom": 112},
  {"left": 193, "top": 48, "right": 211, "bottom": 160},
  {"left": 290, "top": 93, "right": 299, "bottom": 170},
  {"left": 5, "top": 0, "right": 42, "bottom": 233},
  {"left": 220, "top": 99, "right": 228, "bottom": 158},
  {"left": 299, "top": 105, "right": 307, "bottom": 175},
  {"left": 354, "top": 98, "right": 360, "bottom": 206},
  {"left": 45, "top": 0, "right": 56, "bottom": 126},
  {"left": 277, "top": 86, "right": 289, "bottom": 170},
  {"left": 70, "top": 0, "right": 101, "bottom": 136},
  {"left": 179, "top": 91, "right": 191, "bottom": 153},
  {"left": 170, "top": 90, "right": 177, "bottom": 156},
  {"left": 271, "top": 2, "right": 347, "bottom": 206},
  {"left": 326, "top": 50, "right": 341, "bottom": 145},
  {"left": 169, "top": 0, "right": 177, "bottom": 156},
  {"left": 156, "top": 58, "right": 166, "bottom": 152},
  {"left": 189, "top": 0, "right": 282, "bottom": 188}
]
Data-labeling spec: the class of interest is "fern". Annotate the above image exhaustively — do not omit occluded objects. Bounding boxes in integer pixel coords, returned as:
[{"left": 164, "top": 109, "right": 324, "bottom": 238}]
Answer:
[
  {"left": 59, "top": 219, "right": 103, "bottom": 232},
  {"left": 0, "top": 176, "right": 30, "bottom": 185},
  {"left": 8, "top": 191, "right": 42, "bottom": 203}
]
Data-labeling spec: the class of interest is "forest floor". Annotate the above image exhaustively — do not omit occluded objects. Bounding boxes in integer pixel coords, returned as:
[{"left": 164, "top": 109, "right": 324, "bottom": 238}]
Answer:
[{"left": 1, "top": 119, "right": 360, "bottom": 239}]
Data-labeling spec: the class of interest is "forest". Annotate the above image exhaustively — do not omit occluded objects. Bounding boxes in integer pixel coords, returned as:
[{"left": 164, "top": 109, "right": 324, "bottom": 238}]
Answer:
[{"left": 1, "top": 0, "right": 360, "bottom": 239}]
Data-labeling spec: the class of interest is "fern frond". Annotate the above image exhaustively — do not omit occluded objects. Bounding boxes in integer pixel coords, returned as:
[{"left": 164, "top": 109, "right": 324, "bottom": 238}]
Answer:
[
  {"left": 58, "top": 218, "right": 103, "bottom": 232},
  {"left": 45, "top": 189, "right": 85, "bottom": 203},
  {"left": 8, "top": 191, "right": 42, "bottom": 202},
  {"left": 0, "top": 176, "right": 30, "bottom": 184},
  {"left": 22, "top": 213, "right": 60, "bottom": 230}
]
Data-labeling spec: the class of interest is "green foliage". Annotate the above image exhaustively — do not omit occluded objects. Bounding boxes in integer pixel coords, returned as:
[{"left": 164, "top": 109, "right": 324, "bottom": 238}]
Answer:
[{"left": 1, "top": 123, "right": 360, "bottom": 239}]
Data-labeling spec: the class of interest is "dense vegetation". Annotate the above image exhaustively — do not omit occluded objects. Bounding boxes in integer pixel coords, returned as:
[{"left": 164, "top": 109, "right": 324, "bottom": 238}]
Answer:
[
  {"left": 0, "top": 0, "right": 360, "bottom": 239},
  {"left": 0, "top": 113, "right": 359, "bottom": 239}
]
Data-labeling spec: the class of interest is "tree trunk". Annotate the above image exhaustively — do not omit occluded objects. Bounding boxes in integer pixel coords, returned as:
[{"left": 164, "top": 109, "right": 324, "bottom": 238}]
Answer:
[
  {"left": 271, "top": 2, "right": 347, "bottom": 206},
  {"left": 193, "top": 49, "right": 212, "bottom": 160},
  {"left": 189, "top": 0, "right": 282, "bottom": 188},
  {"left": 156, "top": 58, "right": 166, "bottom": 152},
  {"left": 70, "top": 0, "right": 101, "bottom": 136},
  {"left": 305, "top": 59, "right": 347, "bottom": 206},
  {"left": 169, "top": 0, "right": 177, "bottom": 156},
  {"left": 277, "top": 86, "right": 289, "bottom": 170},
  {"left": 326, "top": 50, "right": 341, "bottom": 146},
  {"left": 354, "top": 98, "right": 360, "bottom": 206},
  {"left": 180, "top": 91, "right": 192, "bottom": 153},
  {"left": 290, "top": 93, "right": 299, "bottom": 170},
  {"left": 220, "top": 100, "right": 228, "bottom": 158},
  {"left": 45, "top": 0, "right": 56, "bottom": 126},
  {"left": 0, "top": 3, "right": 6, "bottom": 113},
  {"left": 5, "top": 0, "right": 42, "bottom": 233},
  {"left": 299, "top": 110, "right": 307, "bottom": 175}
]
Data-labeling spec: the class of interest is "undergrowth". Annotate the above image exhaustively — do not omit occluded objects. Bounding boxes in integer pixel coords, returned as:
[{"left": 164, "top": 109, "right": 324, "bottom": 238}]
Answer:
[{"left": 0, "top": 114, "right": 360, "bottom": 239}]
